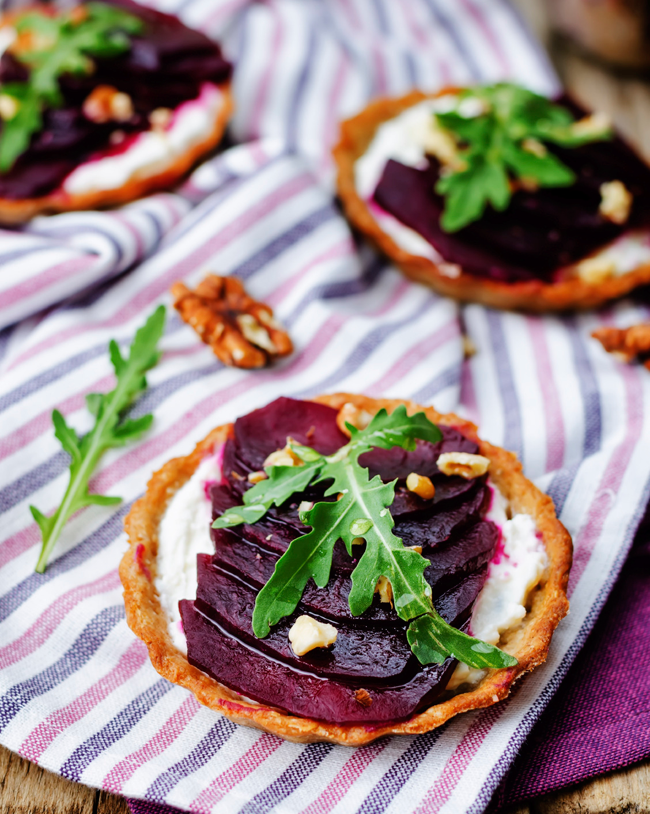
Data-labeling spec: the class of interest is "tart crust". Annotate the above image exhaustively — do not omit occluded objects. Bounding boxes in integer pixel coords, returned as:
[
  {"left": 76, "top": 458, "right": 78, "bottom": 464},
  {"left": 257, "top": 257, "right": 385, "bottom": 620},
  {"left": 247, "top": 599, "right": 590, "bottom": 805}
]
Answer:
[
  {"left": 334, "top": 89, "right": 650, "bottom": 312},
  {"left": 0, "top": 84, "right": 232, "bottom": 224},
  {"left": 121, "top": 393, "right": 572, "bottom": 746}
]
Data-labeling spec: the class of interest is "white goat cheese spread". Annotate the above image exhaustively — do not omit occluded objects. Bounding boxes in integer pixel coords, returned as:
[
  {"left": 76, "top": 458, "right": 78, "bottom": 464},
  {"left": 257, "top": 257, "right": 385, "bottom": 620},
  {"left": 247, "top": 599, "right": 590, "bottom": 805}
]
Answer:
[
  {"left": 447, "top": 485, "right": 547, "bottom": 690},
  {"left": 354, "top": 97, "right": 650, "bottom": 278},
  {"left": 63, "top": 82, "right": 224, "bottom": 195},
  {"left": 155, "top": 450, "right": 222, "bottom": 653},
  {"left": 157, "top": 453, "right": 548, "bottom": 691}
]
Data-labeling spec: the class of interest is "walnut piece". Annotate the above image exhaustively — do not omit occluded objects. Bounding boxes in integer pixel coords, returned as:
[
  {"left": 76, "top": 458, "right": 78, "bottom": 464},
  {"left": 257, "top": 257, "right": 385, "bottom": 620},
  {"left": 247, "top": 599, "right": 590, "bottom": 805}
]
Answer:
[
  {"left": 354, "top": 688, "right": 373, "bottom": 707},
  {"left": 83, "top": 85, "right": 134, "bottom": 124},
  {"left": 406, "top": 472, "right": 435, "bottom": 500},
  {"left": 592, "top": 324, "right": 650, "bottom": 369},
  {"left": 336, "top": 402, "right": 374, "bottom": 437},
  {"left": 171, "top": 274, "right": 293, "bottom": 369},
  {"left": 437, "top": 452, "right": 490, "bottom": 479},
  {"left": 599, "top": 180, "right": 633, "bottom": 224},
  {"left": 289, "top": 615, "right": 337, "bottom": 656}
]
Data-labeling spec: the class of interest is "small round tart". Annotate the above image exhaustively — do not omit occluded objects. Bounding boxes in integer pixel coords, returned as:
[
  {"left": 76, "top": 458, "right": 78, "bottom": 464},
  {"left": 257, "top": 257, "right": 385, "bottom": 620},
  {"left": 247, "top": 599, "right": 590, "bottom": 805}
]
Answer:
[
  {"left": 0, "top": 1, "right": 233, "bottom": 223},
  {"left": 334, "top": 89, "right": 650, "bottom": 312},
  {"left": 121, "top": 394, "right": 571, "bottom": 746}
]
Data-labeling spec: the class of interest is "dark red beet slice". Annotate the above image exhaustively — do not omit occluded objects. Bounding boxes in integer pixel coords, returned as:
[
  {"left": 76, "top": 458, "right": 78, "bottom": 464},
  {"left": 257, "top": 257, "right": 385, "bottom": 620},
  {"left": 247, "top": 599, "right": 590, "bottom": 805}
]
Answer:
[
  {"left": 359, "top": 429, "right": 478, "bottom": 481},
  {"left": 373, "top": 114, "right": 650, "bottom": 284},
  {"left": 396, "top": 482, "right": 489, "bottom": 549},
  {"left": 195, "top": 557, "right": 416, "bottom": 683},
  {"left": 223, "top": 397, "right": 348, "bottom": 480},
  {"left": 0, "top": 0, "right": 232, "bottom": 199},
  {"left": 181, "top": 599, "right": 458, "bottom": 724}
]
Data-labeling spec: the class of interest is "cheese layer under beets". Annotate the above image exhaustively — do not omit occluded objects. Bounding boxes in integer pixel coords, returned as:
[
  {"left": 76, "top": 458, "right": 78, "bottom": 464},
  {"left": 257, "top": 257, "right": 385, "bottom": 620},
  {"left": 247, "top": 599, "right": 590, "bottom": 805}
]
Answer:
[
  {"left": 0, "top": 0, "right": 232, "bottom": 200},
  {"left": 180, "top": 398, "right": 499, "bottom": 725},
  {"left": 372, "top": 103, "right": 650, "bottom": 284}
]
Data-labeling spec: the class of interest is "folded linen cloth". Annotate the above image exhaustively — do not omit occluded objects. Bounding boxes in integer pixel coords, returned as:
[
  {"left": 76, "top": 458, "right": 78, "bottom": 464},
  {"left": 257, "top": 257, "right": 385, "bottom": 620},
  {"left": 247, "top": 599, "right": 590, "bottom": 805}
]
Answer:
[{"left": 0, "top": 3, "right": 649, "bottom": 814}]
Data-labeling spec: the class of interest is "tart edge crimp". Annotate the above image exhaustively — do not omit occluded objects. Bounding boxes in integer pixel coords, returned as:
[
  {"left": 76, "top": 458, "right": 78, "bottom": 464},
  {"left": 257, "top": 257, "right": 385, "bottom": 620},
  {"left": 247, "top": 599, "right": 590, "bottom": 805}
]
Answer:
[
  {"left": 120, "top": 392, "right": 572, "bottom": 746},
  {"left": 333, "top": 88, "right": 650, "bottom": 313}
]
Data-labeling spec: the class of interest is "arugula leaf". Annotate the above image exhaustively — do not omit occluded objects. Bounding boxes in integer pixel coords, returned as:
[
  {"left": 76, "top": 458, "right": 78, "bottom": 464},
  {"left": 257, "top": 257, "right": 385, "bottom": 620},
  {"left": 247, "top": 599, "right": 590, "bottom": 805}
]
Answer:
[
  {"left": 215, "top": 405, "right": 518, "bottom": 670},
  {"left": 31, "top": 305, "right": 166, "bottom": 573},
  {"left": 432, "top": 83, "right": 612, "bottom": 232},
  {"left": 214, "top": 459, "right": 324, "bottom": 529},
  {"left": 407, "top": 611, "right": 518, "bottom": 669},
  {"left": 0, "top": 3, "right": 143, "bottom": 172}
]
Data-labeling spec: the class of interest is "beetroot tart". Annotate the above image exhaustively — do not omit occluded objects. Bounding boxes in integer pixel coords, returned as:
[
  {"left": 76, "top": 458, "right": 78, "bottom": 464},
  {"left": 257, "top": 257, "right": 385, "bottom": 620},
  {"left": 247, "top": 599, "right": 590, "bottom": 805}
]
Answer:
[
  {"left": 121, "top": 394, "right": 571, "bottom": 746},
  {"left": 334, "top": 83, "right": 650, "bottom": 312},
  {"left": 0, "top": 0, "right": 233, "bottom": 223}
]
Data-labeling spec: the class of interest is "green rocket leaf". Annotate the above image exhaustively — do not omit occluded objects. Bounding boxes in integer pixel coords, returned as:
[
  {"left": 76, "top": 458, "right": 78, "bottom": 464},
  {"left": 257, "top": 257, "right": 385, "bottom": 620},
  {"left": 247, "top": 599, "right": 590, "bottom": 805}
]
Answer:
[
  {"left": 31, "top": 305, "right": 165, "bottom": 573},
  {"left": 432, "top": 82, "right": 612, "bottom": 232}
]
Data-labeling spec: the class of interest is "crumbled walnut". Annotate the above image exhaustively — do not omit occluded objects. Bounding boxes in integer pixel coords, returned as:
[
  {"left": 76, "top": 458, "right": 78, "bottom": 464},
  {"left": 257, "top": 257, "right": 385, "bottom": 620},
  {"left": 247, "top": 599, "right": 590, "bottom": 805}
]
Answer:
[
  {"left": 374, "top": 576, "right": 393, "bottom": 605},
  {"left": 422, "top": 119, "right": 467, "bottom": 172},
  {"left": 171, "top": 274, "right": 293, "bottom": 369},
  {"left": 462, "top": 335, "right": 477, "bottom": 358},
  {"left": 599, "top": 180, "right": 633, "bottom": 225},
  {"left": 406, "top": 472, "right": 435, "bottom": 500},
  {"left": 592, "top": 323, "right": 650, "bottom": 369},
  {"left": 248, "top": 470, "right": 267, "bottom": 484},
  {"left": 0, "top": 94, "right": 19, "bottom": 121},
  {"left": 336, "top": 402, "right": 374, "bottom": 437},
  {"left": 83, "top": 85, "right": 133, "bottom": 124},
  {"left": 521, "top": 137, "right": 547, "bottom": 158},
  {"left": 149, "top": 107, "right": 173, "bottom": 131},
  {"left": 264, "top": 441, "right": 304, "bottom": 468},
  {"left": 575, "top": 255, "right": 616, "bottom": 284},
  {"left": 571, "top": 111, "right": 611, "bottom": 139},
  {"left": 354, "top": 688, "right": 373, "bottom": 707},
  {"left": 289, "top": 615, "right": 337, "bottom": 656},
  {"left": 437, "top": 452, "right": 489, "bottom": 479}
]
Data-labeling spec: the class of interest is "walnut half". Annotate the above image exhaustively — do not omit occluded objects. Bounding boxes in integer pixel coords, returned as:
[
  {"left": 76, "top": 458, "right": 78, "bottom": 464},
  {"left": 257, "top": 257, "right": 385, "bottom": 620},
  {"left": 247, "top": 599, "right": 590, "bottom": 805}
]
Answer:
[
  {"left": 171, "top": 274, "right": 293, "bottom": 369},
  {"left": 592, "top": 324, "right": 650, "bottom": 369}
]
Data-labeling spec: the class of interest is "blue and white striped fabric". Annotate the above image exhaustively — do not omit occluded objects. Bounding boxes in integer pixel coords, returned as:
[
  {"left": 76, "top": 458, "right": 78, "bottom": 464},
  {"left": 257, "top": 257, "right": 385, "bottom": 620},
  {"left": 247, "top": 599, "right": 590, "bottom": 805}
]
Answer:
[{"left": 1, "top": 2, "right": 649, "bottom": 814}]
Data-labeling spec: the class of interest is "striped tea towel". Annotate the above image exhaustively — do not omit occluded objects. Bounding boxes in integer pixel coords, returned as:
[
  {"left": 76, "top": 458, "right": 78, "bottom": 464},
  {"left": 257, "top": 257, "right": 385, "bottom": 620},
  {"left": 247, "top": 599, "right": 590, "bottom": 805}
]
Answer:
[{"left": 1, "top": 2, "right": 649, "bottom": 814}]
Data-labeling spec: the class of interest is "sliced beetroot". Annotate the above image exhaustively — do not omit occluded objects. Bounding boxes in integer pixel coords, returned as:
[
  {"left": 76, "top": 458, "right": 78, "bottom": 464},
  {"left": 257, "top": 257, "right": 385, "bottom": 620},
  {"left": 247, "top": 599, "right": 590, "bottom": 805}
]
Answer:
[
  {"left": 372, "top": 118, "right": 650, "bottom": 284},
  {"left": 395, "top": 482, "right": 489, "bottom": 548},
  {"left": 224, "top": 397, "right": 348, "bottom": 477},
  {"left": 195, "top": 557, "right": 415, "bottom": 682},
  {"left": 359, "top": 430, "right": 478, "bottom": 481},
  {"left": 192, "top": 397, "right": 504, "bottom": 723},
  {"left": 181, "top": 599, "right": 457, "bottom": 724},
  {"left": 425, "top": 520, "right": 499, "bottom": 596},
  {"left": 433, "top": 566, "right": 488, "bottom": 626}
]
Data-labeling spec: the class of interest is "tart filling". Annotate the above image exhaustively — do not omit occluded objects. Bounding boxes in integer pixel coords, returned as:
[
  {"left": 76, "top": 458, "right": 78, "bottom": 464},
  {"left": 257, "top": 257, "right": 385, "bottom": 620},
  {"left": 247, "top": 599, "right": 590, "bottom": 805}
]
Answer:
[
  {"left": 156, "top": 397, "right": 547, "bottom": 725},
  {"left": 354, "top": 93, "right": 650, "bottom": 285},
  {"left": 0, "top": 0, "right": 232, "bottom": 201}
]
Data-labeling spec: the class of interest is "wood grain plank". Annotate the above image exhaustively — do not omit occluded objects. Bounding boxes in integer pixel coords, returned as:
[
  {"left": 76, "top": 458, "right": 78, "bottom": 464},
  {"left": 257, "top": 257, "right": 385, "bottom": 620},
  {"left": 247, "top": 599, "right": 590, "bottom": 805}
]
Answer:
[
  {"left": 530, "top": 760, "right": 650, "bottom": 814},
  {"left": 0, "top": 745, "right": 128, "bottom": 814}
]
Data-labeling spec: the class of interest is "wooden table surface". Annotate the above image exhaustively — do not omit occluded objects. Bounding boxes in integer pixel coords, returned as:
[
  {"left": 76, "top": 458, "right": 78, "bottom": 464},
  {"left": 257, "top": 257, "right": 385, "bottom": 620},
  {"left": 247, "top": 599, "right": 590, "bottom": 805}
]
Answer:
[{"left": 2, "top": 2, "right": 650, "bottom": 813}]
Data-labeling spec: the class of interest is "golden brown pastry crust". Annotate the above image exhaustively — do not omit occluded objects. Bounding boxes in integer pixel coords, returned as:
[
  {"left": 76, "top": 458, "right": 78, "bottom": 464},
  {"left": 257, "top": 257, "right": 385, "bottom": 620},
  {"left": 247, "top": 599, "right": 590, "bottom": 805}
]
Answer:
[
  {"left": 0, "top": 10, "right": 233, "bottom": 223},
  {"left": 333, "top": 89, "right": 650, "bottom": 312},
  {"left": 121, "top": 393, "right": 572, "bottom": 746}
]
